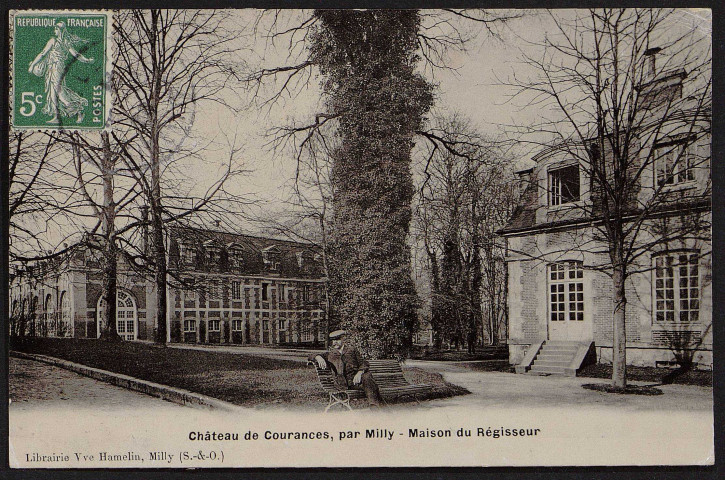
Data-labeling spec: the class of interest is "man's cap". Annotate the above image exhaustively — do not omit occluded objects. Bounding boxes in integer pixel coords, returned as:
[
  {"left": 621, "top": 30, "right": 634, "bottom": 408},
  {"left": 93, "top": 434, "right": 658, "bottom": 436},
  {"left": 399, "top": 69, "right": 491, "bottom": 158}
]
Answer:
[{"left": 329, "top": 330, "right": 347, "bottom": 340}]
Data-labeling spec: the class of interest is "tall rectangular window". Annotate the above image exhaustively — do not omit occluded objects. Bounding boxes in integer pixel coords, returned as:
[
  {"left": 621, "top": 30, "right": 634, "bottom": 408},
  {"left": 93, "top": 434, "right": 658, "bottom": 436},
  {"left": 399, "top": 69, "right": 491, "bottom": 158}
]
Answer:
[
  {"left": 655, "top": 253, "right": 699, "bottom": 322},
  {"left": 549, "top": 261, "right": 584, "bottom": 322},
  {"left": 209, "top": 282, "right": 220, "bottom": 300},
  {"left": 232, "top": 281, "right": 241, "bottom": 300},
  {"left": 548, "top": 165, "right": 580, "bottom": 206},
  {"left": 301, "top": 324, "right": 312, "bottom": 342},
  {"left": 655, "top": 143, "right": 695, "bottom": 186},
  {"left": 232, "top": 319, "right": 243, "bottom": 331},
  {"left": 208, "top": 319, "right": 220, "bottom": 332},
  {"left": 184, "top": 320, "right": 197, "bottom": 332}
]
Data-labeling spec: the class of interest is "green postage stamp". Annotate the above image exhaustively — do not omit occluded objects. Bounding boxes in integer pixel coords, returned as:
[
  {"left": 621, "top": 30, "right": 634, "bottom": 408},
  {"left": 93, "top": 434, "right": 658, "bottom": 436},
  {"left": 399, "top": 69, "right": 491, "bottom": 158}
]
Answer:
[{"left": 11, "top": 10, "right": 112, "bottom": 131}]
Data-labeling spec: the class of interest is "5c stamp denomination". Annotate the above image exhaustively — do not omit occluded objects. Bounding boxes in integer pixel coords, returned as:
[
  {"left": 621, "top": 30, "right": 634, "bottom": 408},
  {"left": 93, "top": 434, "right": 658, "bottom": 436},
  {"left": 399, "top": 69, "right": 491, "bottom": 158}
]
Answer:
[{"left": 11, "top": 10, "right": 111, "bottom": 131}]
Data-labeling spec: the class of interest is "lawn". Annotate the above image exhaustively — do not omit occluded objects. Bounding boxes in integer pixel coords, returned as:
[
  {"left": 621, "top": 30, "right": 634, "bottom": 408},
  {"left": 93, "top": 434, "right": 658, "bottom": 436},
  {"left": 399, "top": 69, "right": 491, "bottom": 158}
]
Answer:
[
  {"left": 457, "top": 359, "right": 711, "bottom": 387},
  {"left": 577, "top": 362, "right": 712, "bottom": 387},
  {"left": 10, "top": 337, "right": 468, "bottom": 409}
]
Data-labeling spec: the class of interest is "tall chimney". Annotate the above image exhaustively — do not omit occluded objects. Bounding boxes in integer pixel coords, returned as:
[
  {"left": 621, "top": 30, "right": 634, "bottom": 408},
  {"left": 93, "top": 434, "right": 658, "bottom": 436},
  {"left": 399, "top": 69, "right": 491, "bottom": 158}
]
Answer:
[{"left": 643, "top": 47, "right": 662, "bottom": 80}]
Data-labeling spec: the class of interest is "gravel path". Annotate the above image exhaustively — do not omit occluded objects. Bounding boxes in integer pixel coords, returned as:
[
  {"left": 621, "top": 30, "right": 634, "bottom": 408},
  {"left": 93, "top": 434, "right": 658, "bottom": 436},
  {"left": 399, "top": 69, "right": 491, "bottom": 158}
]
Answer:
[{"left": 9, "top": 356, "right": 188, "bottom": 412}]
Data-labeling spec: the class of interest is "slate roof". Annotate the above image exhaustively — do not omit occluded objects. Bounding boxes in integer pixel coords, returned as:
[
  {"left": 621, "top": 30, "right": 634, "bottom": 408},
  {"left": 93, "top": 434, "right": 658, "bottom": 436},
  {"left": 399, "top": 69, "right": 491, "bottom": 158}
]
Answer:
[{"left": 167, "top": 226, "right": 324, "bottom": 279}]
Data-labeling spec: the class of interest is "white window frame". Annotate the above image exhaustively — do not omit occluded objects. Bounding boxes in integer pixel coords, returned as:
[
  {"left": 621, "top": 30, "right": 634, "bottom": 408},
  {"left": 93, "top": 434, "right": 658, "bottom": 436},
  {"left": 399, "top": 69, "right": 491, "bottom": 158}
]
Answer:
[
  {"left": 653, "top": 252, "right": 700, "bottom": 323},
  {"left": 232, "top": 281, "right": 241, "bottom": 300},
  {"left": 184, "top": 319, "right": 197, "bottom": 333},
  {"left": 208, "top": 319, "right": 221, "bottom": 332},
  {"left": 655, "top": 142, "right": 695, "bottom": 187},
  {"left": 548, "top": 164, "right": 581, "bottom": 206},
  {"left": 232, "top": 319, "right": 243, "bottom": 331},
  {"left": 548, "top": 261, "right": 584, "bottom": 322}
]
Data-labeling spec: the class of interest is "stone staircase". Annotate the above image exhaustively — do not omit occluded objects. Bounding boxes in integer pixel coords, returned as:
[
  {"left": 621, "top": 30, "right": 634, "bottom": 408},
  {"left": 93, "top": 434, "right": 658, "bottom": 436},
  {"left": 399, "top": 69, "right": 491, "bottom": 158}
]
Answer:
[
  {"left": 516, "top": 340, "right": 595, "bottom": 377},
  {"left": 529, "top": 341, "right": 582, "bottom": 375}
]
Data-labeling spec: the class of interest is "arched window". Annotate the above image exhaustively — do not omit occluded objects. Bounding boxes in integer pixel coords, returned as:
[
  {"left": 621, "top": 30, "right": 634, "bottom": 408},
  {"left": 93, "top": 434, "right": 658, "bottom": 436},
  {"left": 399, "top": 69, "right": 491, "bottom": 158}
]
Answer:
[
  {"left": 97, "top": 290, "right": 138, "bottom": 341},
  {"left": 59, "top": 291, "right": 71, "bottom": 337}
]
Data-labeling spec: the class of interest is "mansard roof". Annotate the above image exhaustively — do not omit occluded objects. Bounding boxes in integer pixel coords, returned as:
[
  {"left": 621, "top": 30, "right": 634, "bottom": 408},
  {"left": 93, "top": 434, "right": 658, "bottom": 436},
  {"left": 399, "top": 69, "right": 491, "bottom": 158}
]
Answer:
[{"left": 167, "top": 225, "right": 324, "bottom": 279}]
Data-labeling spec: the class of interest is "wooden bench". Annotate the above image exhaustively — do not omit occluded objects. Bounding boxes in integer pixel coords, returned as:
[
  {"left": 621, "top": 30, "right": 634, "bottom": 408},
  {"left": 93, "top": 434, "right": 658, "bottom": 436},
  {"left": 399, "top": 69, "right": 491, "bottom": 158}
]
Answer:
[{"left": 309, "top": 359, "right": 433, "bottom": 412}]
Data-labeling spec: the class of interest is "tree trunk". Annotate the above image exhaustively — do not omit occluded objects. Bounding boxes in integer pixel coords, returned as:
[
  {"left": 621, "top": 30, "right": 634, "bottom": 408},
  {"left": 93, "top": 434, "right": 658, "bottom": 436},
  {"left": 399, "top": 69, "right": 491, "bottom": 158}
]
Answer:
[
  {"left": 319, "top": 214, "right": 331, "bottom": 349},
  {"left": 426, "top": 246, "right": 443, "bottom": 350},
  {"left": 100, "top": 131, "right": 120, "bottom": 342},
  {"left": 468, "top": 187, "right": 482, "bottom": 354},
  {"left": 611, "top": 262, "right": 627, "bottom": 388},
  {"left": 150, "top": 10, "right": 167, "bottom": 346},
  {"left": 150, "top": 111, "right": 167, "bottom": 345}
]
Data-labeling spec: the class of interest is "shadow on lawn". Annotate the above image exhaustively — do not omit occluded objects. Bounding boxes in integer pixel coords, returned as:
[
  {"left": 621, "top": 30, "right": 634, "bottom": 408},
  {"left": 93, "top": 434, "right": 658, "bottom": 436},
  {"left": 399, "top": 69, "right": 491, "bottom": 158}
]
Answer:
[{"left": 11, "top": 337, "right": 468, "bottom": 409}]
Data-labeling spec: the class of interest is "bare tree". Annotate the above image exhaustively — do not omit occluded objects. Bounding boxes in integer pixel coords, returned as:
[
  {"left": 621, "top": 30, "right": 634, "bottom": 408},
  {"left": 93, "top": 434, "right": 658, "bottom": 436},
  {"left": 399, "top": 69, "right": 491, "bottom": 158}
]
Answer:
[
  {"left": 414, "top": 112, "right": 516, "bottom": 351},
  {"left": 504, "top": 9, "right": 711, "bottom": 388},
  {"left": 63, "top": 130, "right": 146, "bottom": 341},
  {"left": 8, "top": 132, "right": 70, "bottom": 262},
  {"left": 112, "top": 9, "right": 247, "bottom": 345}
]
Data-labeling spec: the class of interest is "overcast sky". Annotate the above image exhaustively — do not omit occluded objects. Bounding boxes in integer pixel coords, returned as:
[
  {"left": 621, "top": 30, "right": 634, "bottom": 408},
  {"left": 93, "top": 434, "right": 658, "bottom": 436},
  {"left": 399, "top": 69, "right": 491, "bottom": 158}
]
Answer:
[
  {"left": 10, "top": 8, "right": 712, "bottom": 255},
  {"left": 192, "top": 8, "right": 711, "bottom": 225}
]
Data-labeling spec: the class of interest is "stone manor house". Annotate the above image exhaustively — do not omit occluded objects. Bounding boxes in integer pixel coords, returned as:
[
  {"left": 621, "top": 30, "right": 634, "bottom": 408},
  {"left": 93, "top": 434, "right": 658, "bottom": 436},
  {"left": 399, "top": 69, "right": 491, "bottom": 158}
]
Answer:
[
  {"left": 499, "top": 56, "right": 712, "bottom": 373},
  {"left": 10, "top": 226, "right": 328, "bottom": 346}
]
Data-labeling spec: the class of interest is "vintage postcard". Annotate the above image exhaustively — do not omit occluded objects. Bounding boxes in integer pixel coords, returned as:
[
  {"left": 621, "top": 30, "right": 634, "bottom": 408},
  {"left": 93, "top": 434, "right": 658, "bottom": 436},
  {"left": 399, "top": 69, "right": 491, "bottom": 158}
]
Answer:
[{"left": 6, "top": 8, "right": 713, "bottom": 469}]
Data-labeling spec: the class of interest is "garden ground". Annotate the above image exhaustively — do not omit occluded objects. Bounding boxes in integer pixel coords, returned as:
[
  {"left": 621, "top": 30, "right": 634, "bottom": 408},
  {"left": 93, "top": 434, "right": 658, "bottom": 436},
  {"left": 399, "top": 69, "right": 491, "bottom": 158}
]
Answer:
[{"left": 9, "top": 338, "right": 467, "bottom": 409}]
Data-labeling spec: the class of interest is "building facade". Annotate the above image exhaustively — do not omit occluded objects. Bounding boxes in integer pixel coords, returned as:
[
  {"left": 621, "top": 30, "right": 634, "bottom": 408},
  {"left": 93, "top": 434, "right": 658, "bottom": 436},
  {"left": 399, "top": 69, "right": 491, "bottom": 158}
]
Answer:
[
  {"left": 499, "top": 66, "right": 712, "bottom": 369},
  {"left": 10, "top": 227, "right": 328, "bottom": 346}
]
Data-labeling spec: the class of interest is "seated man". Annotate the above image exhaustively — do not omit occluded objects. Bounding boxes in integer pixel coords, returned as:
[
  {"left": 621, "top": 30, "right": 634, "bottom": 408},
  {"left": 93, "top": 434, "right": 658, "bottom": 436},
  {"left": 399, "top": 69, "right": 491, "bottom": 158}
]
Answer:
[{"left": 310, "top": 330, "right": 383, "bottom": 407}]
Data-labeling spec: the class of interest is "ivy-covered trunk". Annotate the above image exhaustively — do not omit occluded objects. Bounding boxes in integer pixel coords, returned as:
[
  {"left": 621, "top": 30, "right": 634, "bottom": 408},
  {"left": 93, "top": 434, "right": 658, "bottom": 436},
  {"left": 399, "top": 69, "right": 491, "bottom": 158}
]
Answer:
[{"left": 312, "top": 10, "right": 433, "bottom": 359}]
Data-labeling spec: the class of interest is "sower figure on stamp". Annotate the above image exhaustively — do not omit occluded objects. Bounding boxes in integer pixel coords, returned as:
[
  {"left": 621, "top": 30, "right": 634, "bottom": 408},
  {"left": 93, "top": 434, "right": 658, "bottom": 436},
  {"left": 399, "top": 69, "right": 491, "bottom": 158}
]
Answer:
[
  {"left": 28, "top": 22, "right": 94, "bottom": 124},
  {"left": 309, "top": 330, "right": 384, "bottom": 407}
]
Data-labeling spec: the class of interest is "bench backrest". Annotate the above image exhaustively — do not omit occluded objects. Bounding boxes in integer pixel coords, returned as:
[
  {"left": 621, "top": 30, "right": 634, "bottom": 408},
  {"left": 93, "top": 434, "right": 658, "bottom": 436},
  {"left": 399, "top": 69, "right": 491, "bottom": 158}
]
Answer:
[{"left": 312, "top": 359, "right": 410, "bottom": 391}]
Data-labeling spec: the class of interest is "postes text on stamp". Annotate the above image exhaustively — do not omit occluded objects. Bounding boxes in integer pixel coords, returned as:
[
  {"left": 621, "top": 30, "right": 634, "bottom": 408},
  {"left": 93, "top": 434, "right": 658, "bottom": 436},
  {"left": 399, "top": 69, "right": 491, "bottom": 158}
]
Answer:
[{"left": 11, "top": 10, "right": 111, "bottom": 131}]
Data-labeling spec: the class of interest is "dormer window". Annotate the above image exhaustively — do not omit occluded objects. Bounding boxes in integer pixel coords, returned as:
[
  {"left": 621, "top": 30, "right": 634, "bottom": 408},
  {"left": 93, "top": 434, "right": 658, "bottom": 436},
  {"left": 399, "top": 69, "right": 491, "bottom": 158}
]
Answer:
[
  {"left": 548, "top": 164, "right": 580, "bottom": 206},
  {"left": 204, "top": 241, "right": 222, "bottom": 267},
  {"left": 655, "top": 142, "right": 695, "bottom": 187},
  {"left": 227, "top": 243, "right": 244, "bottom": 271},
  {"left": 179, "top": 242, "right": 196, "bottom": 266},
  {"left": 262, "top": 245, "right": 281, "bottom": 272}
]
